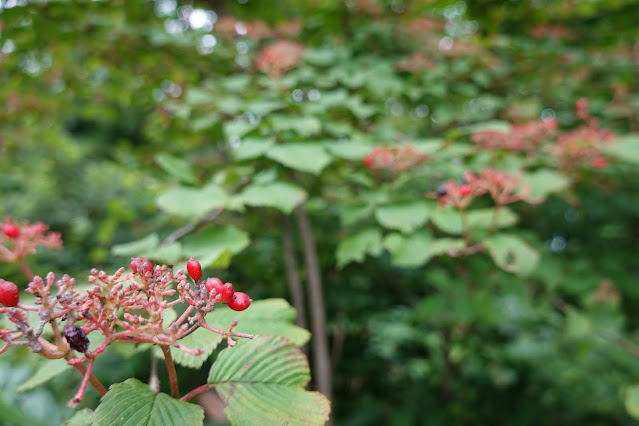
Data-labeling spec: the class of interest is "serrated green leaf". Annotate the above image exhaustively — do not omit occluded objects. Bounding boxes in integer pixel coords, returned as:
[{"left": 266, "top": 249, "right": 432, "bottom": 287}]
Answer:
[
  {"left": 600, "top": 134, "right": 639, "bottom": 164},
  {"left": 168, "top": 327, "right": 224, "bottom": 369},
  {"left": 387, "top": 230, "right": 433, "bottom": 267},
  {"left": 266, "top": 143, "right": 332, "bottom": 174},
  {"left": 155, "top": 153, "right": 197, "bottom": 184},
  {"left": 238, "top": 182, "right": 307, "bottom": 213},
  {"left": 336, "top": 227, "right": 383, "bottom": 268},
  {"left": 92, "top": 378, "right": 204, "bottom": 426},
  {"left": 181, "top": 226, "right": 249, "bottom": 266},
  {"left": 374, "top": 201, "right": 430, "bottom": 233},
  {"left": 209, "top": 299, "right": 310, "bottom": 347},
  {"left": 112, "top": 234, "right": 160, "bottom": 257},
  {"left": 520, "top": 169, "right": 569, "bottom": 198},
  {"left": 483, "top": 234, "right": 540, "bottom": 276},
  {"left": 17, "top": 358, "right": 72, "bottom": 392},
  {"left": 156, "top": 184, "right": 226, "bottom": 219},
  {"left": 62, "top": 408, "right": 94, "bottom": 426},
  {"left": 324, "top": 141, "right": 371, "bottom": 160},
  {"left": 430, "top": 238, "right": 466, "bottom": 256},
  {"left": 431, "top": 207, "right": 518, "bottom": 235},
  {"left": 231, "top": 137, "right": 275, "bottom": 160},
  {"left": 209, "top": 336, "right": 330, "bottom": 426}
]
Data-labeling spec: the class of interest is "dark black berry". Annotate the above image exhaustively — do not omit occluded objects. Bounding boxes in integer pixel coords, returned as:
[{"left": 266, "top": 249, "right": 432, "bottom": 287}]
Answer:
[
  {"left": 436, "top": 185, "right": 447, "bottom": 197},
  {"left": 63, "top": 324, "right": 90, "bottom": 353}
]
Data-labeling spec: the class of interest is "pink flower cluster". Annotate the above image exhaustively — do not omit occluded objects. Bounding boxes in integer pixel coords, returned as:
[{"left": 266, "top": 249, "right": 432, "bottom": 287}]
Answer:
[
  {"left": 471, "top": 119, "right": 558, "bottom": 156},
  {"left": 254, "top": 40, "right": 305, "bottom": 78},
  {"left": 362, "top": 144, "right": 430, "bottom": 173}
]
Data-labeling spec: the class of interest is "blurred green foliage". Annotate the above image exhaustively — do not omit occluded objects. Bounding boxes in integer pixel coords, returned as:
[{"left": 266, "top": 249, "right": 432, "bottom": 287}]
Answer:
[{"left": 1, "top": 0, "right": 639, "bottom": 424}]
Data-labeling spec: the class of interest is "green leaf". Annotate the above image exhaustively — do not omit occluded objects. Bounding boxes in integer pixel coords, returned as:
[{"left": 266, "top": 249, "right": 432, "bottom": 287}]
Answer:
[
  {"left": 431, "top": 208, "right": 518, "bottom": 235},
  {"left": 62, "top": 409, "right": 95, "bottom": 426},
  {"left": 111, "top": 233, "right": 160, "bottom": 257},
  {"left": 386, "top": 230, "right": 433, "bottom": 267},
  {"left": 155, "top": 153, "right": 197, "bottom": 184},
  {"left": 238, "top": 182, "right": 307, "bottom": 213},
  {"left": 169, "top": 327, "right": 224, "bottom": 369},
  {"left": 231, "top": 137, "right": 275, "bottom": 160},
  {"left": 520, "top": 169, "right": 569, "bottom": 198},
  {"left": 17, "top": 358, "right": 72, "bottom": 392},
  {"left": 430, "top": 238, "right": 466, "bottom": 256},
  {"left": 181, "top": 226, "right": 250, "bottom": 266},
  {"left": 374, "top": 201, "right": 430, "bottom": 233},
  {"left": 92, "top": 378, "right": 204, "bottom": 426},
  {"left": 483, "top": 234, "right": 540, "bottom": 276},
  {"left": 209, "top": 299, "right": 310, "bottom": 347},
  {"left": 625, "top": 384, "right": 639, "bottom": 419},
  {"left": 156, "top": 183, "right": 227, "bottom": 219},
  {"left": 266, "top": 143, "right": 332, "bottom": 174},
  {"left": 269, "top": 115, "right": 321, "bottom": 137},
  {"left": 336, "top": 227, "right": 383, "bottom": 268},
  {"left": 208, "top": 336, "right": 330, "bottom": 426},
  {"left": 600, "top": 134, "right": 639, "bottom": 164},
  {"left": 563, "top": 307, "right": 592, "bottom": 340},
  {"left": 245, "top": 100, "right": 285, "bottom": 116},
  {"left": 324, "top": 141, "right": 372, "bottom": 160}
]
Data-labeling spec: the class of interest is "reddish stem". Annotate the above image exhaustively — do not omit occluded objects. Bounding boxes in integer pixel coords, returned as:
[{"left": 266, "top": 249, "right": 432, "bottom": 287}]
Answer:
[
  {"left": 180, "top": 383, "right": 214, "bottom": 402},
  {"left": 161, "top": 345, "right": 179, "bottom": 398}
]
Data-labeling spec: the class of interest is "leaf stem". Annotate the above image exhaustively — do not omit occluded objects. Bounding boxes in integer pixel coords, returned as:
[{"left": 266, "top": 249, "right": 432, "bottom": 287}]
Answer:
[{"left": 180, "top": 383, "right": 214, "bottom": 402}]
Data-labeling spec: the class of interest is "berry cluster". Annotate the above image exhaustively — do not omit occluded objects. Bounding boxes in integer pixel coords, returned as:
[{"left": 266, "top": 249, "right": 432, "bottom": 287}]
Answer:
[
  {"left": 0, "top": 217, "right": 63, "bottom": 265},
  {"left": 254, "top": 40, "right": 305, "bottom": 78},
  {"left": 362, "top": 144, "right": 429, "bottom": 174},
  {"left": 430, "top": 169, "right": 541, "bottom": 209},
  {"left": 471, "top": 119, "right": 558, "bottom": 156},
  {"left": 0, "top": 256, "right": 253, "bottom": 407}
]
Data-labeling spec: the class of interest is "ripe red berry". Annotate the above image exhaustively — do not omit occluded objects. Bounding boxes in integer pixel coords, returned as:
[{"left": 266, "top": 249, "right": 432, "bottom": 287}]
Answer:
[
  {"left": 0, "top": 279, "right": 20, "bottom": 307},
  {"left": 228, "top": 292, "right": 251, "bottom": 311},
  {"left": 186, "top": 257, "right": 202, "bottom": 281},
  {"left": 130, "top": 257, "right": 153, "bottom": 275},
  {"left": 591, "top": 156, "right": 608, "bottom": 169},
  {"left": 362, "top": 155, "right": 374, "bottom": 167},
  {"left": 2, "top": 224, "right": 20, "bottom": 239},
  {"left": 218, "top": 283, "right": 235, "bottom": 304},
  {"left": 459, "top": 185, "right": 472, "bottom": 196},
  {"left": 206, "top": 277, "right": 223, "bottom": 295}
]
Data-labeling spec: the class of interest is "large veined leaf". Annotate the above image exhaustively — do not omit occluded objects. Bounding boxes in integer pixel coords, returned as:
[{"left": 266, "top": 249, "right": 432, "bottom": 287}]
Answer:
[
  {"left": 324, "top": 141, "right": 371, "bottom": 160},
  {"left": 168, "top": 327, "right": 224, "bottom": 369},
  {"left": 483, "top": 234, "right": 540, "bottom": 276},
  {"left": 91, "top": 378, "right": 204, "bottom": 425},
  {"left": 156, "top": 183, "right": 227, "bottom": 219},
  {"left": 336, "top": 227, "right": 383, "bottom": 268},
  {"left": 520, "top": 169, "right": 569, "bottom": 198},
  {"left": 209, "top": 299, "right": 310, "bottom": 347},
  {"left": 231, "top": 137, "right": 275, "bottom": 160},
  {"left": 374, "top": 201, "right": 430, "bottom": 233},
  {"left": 208, "top": 336, "right": 330, "bottom": 426},
  {"left": 112, "top": 233, "right": 160, "bottom": 257},
  {"left": 269, "top": 115, "right": 321, "bottom": 137},
  {"left": 181, "top": 226, "right": 250, "bottom": 266},
  {"left": 238, "top": 182, "right": 307, "bottom": 213},
  {"left": 155, "top": 153, "right": 197, "bottom": 184},
  {"left": 62, "top": 409, "right": 95, "bottom": 426},
  {"left": 17, "top": 358, "right": 72, "bottom": 392},
  {"left": 385, "top": 230, "right": 433, "bottom": 267},
  {"left": 600, "top": 134, "right": 639, "bottom": 164},
  {"left": 431, "top": 207, "right": 518, "bottom": 235},
  {"left": 266, "top": 143, "right": 332, "bottom": 174}
]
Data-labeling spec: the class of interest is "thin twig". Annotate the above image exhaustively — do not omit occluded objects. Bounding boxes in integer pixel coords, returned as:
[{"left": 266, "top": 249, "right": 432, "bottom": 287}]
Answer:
[
  {"left": 280, "top": 216, "right": 307, "bottom": 329},
  {"left": 294, "top": 205, "right": 332, "bottom": 405},
  {"left": 180, "top": 383, "right": 214, "bottom": 402},
  {"left": 69, "top": 358, "right": 107, "bottom": 396},
  {"left": 17, "top": 259, "right": 34, "bottom": 281},
  {"left": 160, "top": 345, "right": 179, "bottom": 398}
]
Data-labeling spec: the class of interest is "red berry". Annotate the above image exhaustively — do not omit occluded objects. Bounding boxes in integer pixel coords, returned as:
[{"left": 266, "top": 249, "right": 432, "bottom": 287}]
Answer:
[
  {"left": 438, "top": 197, "right": 448, "bottom": 206},
  {"left": 218, "top": 283, "right": 235, "bottom": 303},
  {"left": 459, "top": 185, "right": 472, "bottom": 196},
  {"left": 206, "top": 277, "right": 223, "bottom": 295},
  {"left": 186, "top": 257, "right": 202, "bottom": 281},
  {"left": 228, "top": 292, "right": 251, "bottom": 311},
  {"left": 362, "top": 155, "right": 374, "bottom": 167},
  {"left": 2, "top": 224, "right": 20, "bottom": 239},
  {"left": 0, "top": 279, "right": 20, "bottom": 307},
  {"left": 131, "top": 257, "right": 153, "bottom": 275},
  {"left": 591, "top": 156, "right": 608, "bottom": 169}
]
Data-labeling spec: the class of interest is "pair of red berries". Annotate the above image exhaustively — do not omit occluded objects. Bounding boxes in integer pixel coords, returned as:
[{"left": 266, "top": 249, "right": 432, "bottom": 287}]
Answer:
[
  {"left": 0, "top": 279, "right": 20, "bottom": 307},
  {"left": 2, "top": 224, "right": 21, "bottom": 239},
  {"left": 187, "top": 257, "right": 251, "bottom": 312}
]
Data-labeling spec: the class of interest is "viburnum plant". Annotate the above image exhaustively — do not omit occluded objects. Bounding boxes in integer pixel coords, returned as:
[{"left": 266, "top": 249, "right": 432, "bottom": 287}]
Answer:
[{"left": 0, "top": 252, "right": 329, "bottom": 425}]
